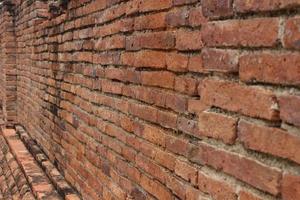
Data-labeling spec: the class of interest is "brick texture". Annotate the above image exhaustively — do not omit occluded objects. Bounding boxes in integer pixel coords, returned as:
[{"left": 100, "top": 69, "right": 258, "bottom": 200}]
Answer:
[{"left": 0, "top": 0, "right": 299, "bottom": 200}]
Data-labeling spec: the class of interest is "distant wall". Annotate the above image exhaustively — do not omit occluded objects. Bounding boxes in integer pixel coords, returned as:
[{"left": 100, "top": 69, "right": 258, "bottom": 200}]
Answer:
[
  {"left": 0, "top": 1, "right": 17, "bottom": 125},
  {"left": 0, "top": 0, "right": 300, "bottom": 199}
]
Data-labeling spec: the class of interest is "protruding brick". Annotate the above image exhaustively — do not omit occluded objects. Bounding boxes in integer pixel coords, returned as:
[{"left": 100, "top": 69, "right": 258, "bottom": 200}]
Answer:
[
  {"left": 200, "top": 79, "right": 279, "bottom": 120},
  {"left": 238, "top": 120, "right": 300, "bottom": 164},
  {"left": 202, "top": 18, "right": 279, "bottom": 47},
  {"left": 191, "top": 143, "right": 282, "bottom": 195}
]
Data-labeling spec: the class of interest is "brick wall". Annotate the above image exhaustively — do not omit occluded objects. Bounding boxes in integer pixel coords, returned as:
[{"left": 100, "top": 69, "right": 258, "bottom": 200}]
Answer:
[
  {"left": 0, "top": 0, "right": 300, "bottom": 199},
  {"left": 0, "top": 1, "right": 17, "bottom": 125}
]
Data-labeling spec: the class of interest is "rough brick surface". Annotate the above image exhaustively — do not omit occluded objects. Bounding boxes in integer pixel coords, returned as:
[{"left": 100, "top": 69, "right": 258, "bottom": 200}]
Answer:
[{"left": 0, "top": 0, "right": 299, "bottom": 200}]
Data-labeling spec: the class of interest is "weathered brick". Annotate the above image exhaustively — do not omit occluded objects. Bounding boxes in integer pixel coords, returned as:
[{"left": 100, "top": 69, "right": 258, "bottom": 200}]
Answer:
[
  {"left": 202, "top": 0, "right": 233, "bottom": 18},
  {"left": 188, "top": 54, "right": 205, "bottom": 72},
  {"left": 202, "top": 48, "right": 239, "bottom": 73},
  {"left": 141, "top": 71, "right": 175, "bottom": 89},
  {"left": 173, "top": 0, "right": 198, "bottom": 6},
  {"left": 238, "top": 120, "right": 300, "bottom": 164},
  {"left": 200, "top": 79, "right": 279, "bottom": 120},
  {"left": 176, "top": 30, "right": 203, "bottom": 50},
  {"left": 126, "top": 32, "right": 175, "bottom": 50},
  {"left": 122, "top": 50, "right": 167, "bottom": 68},
  {"left": 190, "top": 143, "right": 282, "bottom": 195},
  {"left": 239, "top": 52, "right": 300, "bottom": 86},
  {"left": 198, "top": 111, "right": 238, "bottom": 144},
  {"left": 202, "top": 18, "right": 279, "bottom": 47},
  {"left": 134, "top": 12, "right": 167, "bottom": 30},
  {"left": 278, "top": 95, "right": 300, "bottom": 127},
  {"left": 283, "top": 16, "right": 300, "bottom": 49},
  {"left": 188, "top": 6, "right": 207, "bottom": 27},
  {"left": 175, "top": 159, "right": 197, "bottom": 185},
  {"left": 235, "top": 0, "right": 300, "bottom": 13},
  {"left": 282, "top": 173, "right": 300, "bottom": 200},
  {"left": 166, "top": 53, "right": 189, "bottom": 72},
  {"left": 174, "top": 76, "right": 198, "bottom": 95},
  {"left": 140, "top": 174, "right": 172, "bottom": 200},
  {"left": 238, "top": 190, "right": 263, "bottom": 200},
  {"left": 166, "top": 8, "right": 189, "bottom": 27},
  {"left": 139, "top": 0, "right": 172, "bottom": 12},
  {"left": 198, "top": 171, "right": 237, "bottom": 200}
]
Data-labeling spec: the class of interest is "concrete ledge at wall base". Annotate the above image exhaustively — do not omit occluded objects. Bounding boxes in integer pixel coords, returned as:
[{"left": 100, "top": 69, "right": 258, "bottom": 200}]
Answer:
[{"left": 0, "top": 126, "right": 81, "bottom": 200}]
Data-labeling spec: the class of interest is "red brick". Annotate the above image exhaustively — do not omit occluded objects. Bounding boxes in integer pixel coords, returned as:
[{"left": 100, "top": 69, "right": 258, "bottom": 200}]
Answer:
[
  {"left": 200, "top": 79, "right": 279, "bottom": 120},
  {"left": 166, "top": 8, "right": 189, "bottom": 27},
  {"left": 186, "top": 186, "right": 208, "bottom": 200},
  {"left": 191, "top": 143, "right": 282, "bottom": 195},
  {"left": 141, "top": 124, "right": 166, "bottom": 147},
  {"left": 235, "top": 0, "right": 300, "bottom": 13},
  {"left": 139, "top": 0, "right": 172, "bottom": 12},
  {"left": 95, "top": 35, "right": 125, "bottom": 50},
  {"left": 238, "top": 190, "right": 263, "bottom": 200},
  {"left": 239, "top": 52, "right": 300, "bottom": 86},
  {"left": 176, "top": 30, "right": 203, "bottom": 50},
  {"left": 154, "top": 149, "right": 176, "bottom": 171},
  {"left": 283, "top": 17, "right": 300, "bottom": 49},
  {"left": 177, "top": 117, "right": 199, "bottom": 136},
  {"left": 75, "top": 52, "right": 93, "bottom": 63},
  {"left": 126, "top": 0, "right": 140, "bottom": 15},
  {"left": 165, "top": 93, "right": 187, "bottom": 113},
  {"left": 282, "top": 173, "right": 300, "bottom": 200},
  {"left": 278, "top": 95, "right": 300, "bottom": 127},
  {"left": 202, "top": 0, "right": 233, "bottom": 18},
  {"left": 140, "top": 174, "right": 172, "bottom": 200},
  {"left": 173, "top": 0, "right": 198, "bottom": 6},
  {"left": 136, "top": 50, "right": 167, "bottom": 68},
  {"left": 174, "top": 76, "right": 198, "bottom": 95},
  {"left": 188, "top": 54, "right": 205, "bottom": 73},
  {"left": 188, "top": 99, "right": 210, "bottom": 114},
  {"left": 202, "top": 48, "right": 239, "bottom": 73},
  {"left": 141, "top": 71, "right": 175, "bottom": 89},
  {"left": 202, "top": 18, "right": 279, "bottom": 47},
  {"left": 134, "top": 12, "right": 167, "bottom": 30},
  {"left": 238, "top": 120, "right": 300, "bottom": 164},
  {"left": 174, "top": 159, "right": 198, "bottom": 185},
  {"left": 136, "top": 154, "right": 166, "bottom": 183},
  {"left": 157, "top": 110, "right": 178, "bottom": 129},
  {"left": 166, "top": 52, "right": 189, "bottom": 72},
  {"left": 166, "top": 135, "right": 189, "bottom": 156},
  {"left": 188, "top": 6, "right": 207, "bottom": 27},
  {"left": 198, "top": 111, "right": 238, "bottom": 144},
  {"left": 198, "top": 171, "right": 237, "bottom": 200},
  {"left": 129, "top": 103, "right": 157, "bottom": 123},
  {"left": 165, "top": 176, "right": 186, "bottom": 199},
  {"left": 126, "top": 32, "right": 175, "bottom": 50},
  {"left": 122, "top": 50, "right": 167, "bottom": 68}
]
